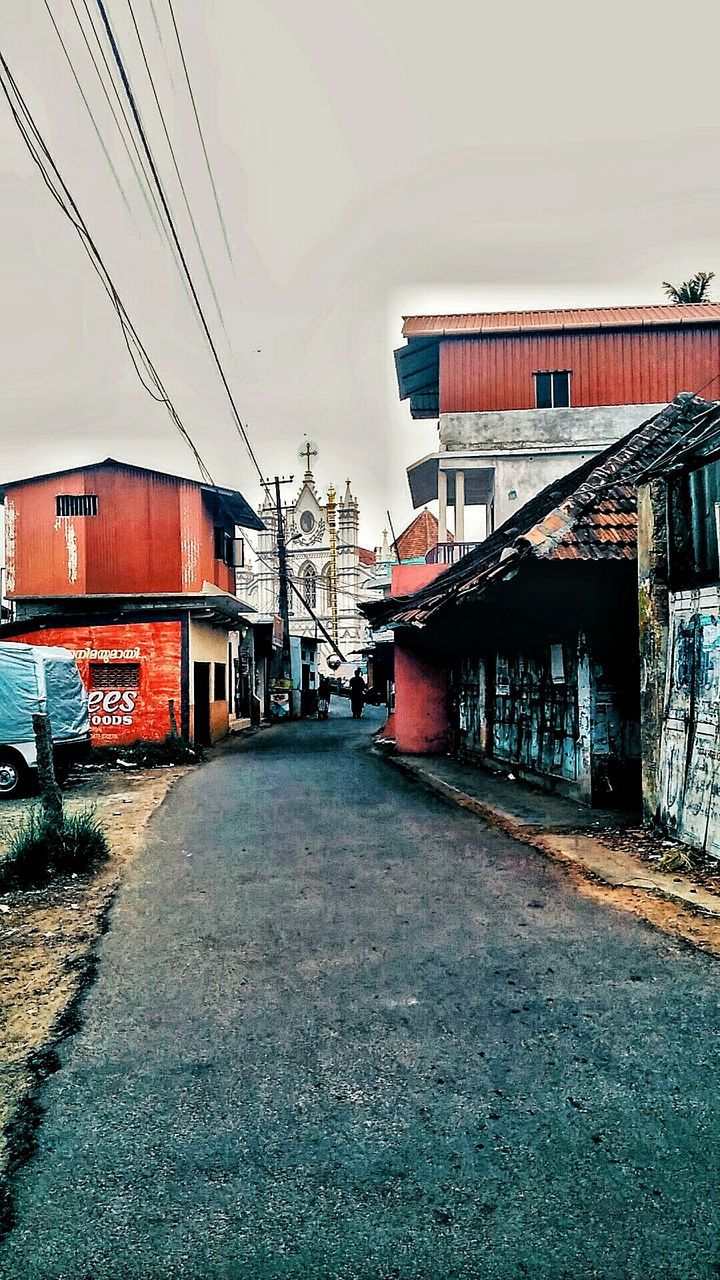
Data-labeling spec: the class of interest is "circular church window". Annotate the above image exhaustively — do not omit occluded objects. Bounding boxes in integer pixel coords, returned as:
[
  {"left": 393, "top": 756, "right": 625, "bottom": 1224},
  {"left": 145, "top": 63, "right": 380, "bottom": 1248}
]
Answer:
[{"left": 300, "top": 510, "right": 315, "bottom": 533}]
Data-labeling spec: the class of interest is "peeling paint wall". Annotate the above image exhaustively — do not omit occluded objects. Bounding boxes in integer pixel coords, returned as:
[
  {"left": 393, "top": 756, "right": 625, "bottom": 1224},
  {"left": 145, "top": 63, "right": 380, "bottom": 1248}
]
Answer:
[
  {"left": 490, "top": 642, "right": 589, "bottom": 798},
  {"left": 658, "top": 589, "right": 720, "bottom": 857}
]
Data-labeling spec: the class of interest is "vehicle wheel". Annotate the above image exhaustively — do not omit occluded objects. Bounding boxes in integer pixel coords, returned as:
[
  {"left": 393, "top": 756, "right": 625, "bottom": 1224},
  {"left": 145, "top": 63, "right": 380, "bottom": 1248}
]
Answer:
[{"left": 0, "top": 751, "right": 28, "bottom": 800}]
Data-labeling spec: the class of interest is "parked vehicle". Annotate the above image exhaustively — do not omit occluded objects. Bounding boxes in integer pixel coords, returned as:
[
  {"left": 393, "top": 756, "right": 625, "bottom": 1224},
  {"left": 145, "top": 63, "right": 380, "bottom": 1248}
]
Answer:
[{"left": 0, "top": 642, "right": 91, "bottom": 798}]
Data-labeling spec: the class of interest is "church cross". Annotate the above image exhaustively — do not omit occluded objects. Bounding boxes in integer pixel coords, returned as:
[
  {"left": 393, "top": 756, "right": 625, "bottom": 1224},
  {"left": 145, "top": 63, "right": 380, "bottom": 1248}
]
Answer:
[{"left": 301, "top": 441, "right": 318, "bottom": 471}]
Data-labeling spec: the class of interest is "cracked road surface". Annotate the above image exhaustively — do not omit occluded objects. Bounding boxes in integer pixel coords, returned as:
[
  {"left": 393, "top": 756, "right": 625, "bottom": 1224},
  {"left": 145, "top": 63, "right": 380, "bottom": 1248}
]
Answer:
[{"left": 2, "top": 707, "right": 719, "bottom": 1278}]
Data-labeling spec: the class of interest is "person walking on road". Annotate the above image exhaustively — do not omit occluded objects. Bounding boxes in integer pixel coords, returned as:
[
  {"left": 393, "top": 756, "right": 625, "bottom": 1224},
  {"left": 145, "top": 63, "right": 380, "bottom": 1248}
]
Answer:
[
  {"left": 349, "top": 668, "right": 366, "bottom": 719},
  {"left": 317, "top": 675, "right": 331, "bottom": 720}
]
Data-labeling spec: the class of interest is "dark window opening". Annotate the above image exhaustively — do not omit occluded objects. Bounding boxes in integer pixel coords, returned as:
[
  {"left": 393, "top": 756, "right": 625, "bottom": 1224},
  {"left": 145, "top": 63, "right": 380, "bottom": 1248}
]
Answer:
[
  {"left": 90, "top": 663, "right": 140, "bottom": 689},
  {"left": 534, "top": 371, "right": 571, "bottom": 409},
  {"left": 56, "top": 494, "right": 98, "bottom": 517},
  {"left": 668, "top": 458, "right": 720, "bottom": 589},
  {"left": 214, "top": 662, "right": 227, "bottom": 701},
  {"left": 214, "top": 526, "right": 235, "bottom": 566}
]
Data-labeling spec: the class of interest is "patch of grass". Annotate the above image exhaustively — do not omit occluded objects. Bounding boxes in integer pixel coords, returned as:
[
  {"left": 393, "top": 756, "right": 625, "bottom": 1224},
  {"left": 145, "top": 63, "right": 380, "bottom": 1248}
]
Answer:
[
  {"left": 0, "top": 805, "right": 109, "bottom": 890},
  {"left": 88, "top": 734, "right": 202, "bottom": 770}
]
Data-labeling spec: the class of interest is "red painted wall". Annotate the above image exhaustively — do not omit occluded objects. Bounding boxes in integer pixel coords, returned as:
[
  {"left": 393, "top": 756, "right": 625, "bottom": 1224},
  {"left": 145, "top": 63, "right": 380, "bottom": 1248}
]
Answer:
[
  {"left": 391, "top": 563, "right": 448, "bottom": 596},
  {"left": 8, "top": 621, "right": 182, "bottom": 745},
  {"left": 4, "top": 463, "right": 234, "bottom": 599},
  {"left": 439, "top": 327, "right": 720, "bottom": 412},
  {"left": 389, "top": 562, "right": 449, "bottom": 753},
  {"left": 394, "top": 644, "right": 449, "bottom": 754}
]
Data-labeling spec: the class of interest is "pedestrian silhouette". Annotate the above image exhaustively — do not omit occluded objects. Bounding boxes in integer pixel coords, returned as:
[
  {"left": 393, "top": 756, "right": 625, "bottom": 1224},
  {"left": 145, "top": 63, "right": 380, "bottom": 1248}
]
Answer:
[{"left": 349, "top": 668, "right": 366, "bottom": 719}]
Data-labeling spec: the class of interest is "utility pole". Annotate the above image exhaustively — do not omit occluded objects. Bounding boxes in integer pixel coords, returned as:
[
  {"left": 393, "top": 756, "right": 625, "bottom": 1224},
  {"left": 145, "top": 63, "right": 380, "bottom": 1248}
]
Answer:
[
  {"left": 269, "top": 475, "right": 294, "bottom": 716},
  {"left": 327, "top": 484, "right": 339, "bottom": 648}
]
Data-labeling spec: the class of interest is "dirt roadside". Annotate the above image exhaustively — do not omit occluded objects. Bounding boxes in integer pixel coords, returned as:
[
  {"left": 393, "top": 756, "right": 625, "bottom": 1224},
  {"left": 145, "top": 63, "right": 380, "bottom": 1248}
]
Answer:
[{"left": 0, "top": 764, "right": 191, "bottom": 1230}]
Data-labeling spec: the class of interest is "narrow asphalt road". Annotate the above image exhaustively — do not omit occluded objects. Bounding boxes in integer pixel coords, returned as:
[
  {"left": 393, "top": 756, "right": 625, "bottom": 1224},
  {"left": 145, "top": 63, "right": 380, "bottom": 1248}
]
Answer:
[{"left": 2, "top": 707, "right": 719, "bottom": 1279}]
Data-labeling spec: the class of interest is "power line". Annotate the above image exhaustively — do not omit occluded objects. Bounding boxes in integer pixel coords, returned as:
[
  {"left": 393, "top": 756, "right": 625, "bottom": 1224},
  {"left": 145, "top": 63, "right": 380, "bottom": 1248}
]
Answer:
[
  {"left": 93, "top": 0, "right": 264, "bottom": 486},
  {"left": 125, "top": 0, "right": 230, "bottom": 339},
  {"left": 162, "top": 0, "right": 234, "bottom": 267},
  {"left": 68, "top": 0, "right": 165, "bottom": 238},
  {"left": 42, "top": 0, "right": 133, "bottom": 220},
  {"left": 0, "top": 50, "right": 214, "bottom": 486}
]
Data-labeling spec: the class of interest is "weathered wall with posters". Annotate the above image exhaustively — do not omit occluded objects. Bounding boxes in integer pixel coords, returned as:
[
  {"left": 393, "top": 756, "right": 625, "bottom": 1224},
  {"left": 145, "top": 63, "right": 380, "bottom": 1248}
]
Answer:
[
  {"left": 454, "top": 635, "right": 640, "bottom": 807},
  {"left": 658, "top": 588, "right": 720, "bottom": 857}
]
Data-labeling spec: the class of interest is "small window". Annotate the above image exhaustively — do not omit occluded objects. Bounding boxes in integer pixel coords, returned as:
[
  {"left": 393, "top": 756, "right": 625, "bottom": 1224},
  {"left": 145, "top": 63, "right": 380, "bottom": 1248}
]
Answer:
[
  {"left": 534, "top": 371, "right": 571, "bottom": 409},
  {"left": 214, "top": 662, "right": 227, "bottom": 701},
  {"left": 56, "top": 494, "right": 98, "bottom": 517},
  {"left": 214, "top": 527, "right": 234, "bottom": 566},
  {"left": 668, "top": 458, "right": 720, "bottom": 588},
  {"left": 90, "top": 663, "right": 140, "bottom": 689}
]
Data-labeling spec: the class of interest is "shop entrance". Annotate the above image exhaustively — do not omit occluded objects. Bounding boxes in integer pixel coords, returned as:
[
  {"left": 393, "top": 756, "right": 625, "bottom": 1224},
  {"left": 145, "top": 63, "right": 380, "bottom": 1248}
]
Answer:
[{"left": 193, "top": 662, "right": 212, "bottom": 746}]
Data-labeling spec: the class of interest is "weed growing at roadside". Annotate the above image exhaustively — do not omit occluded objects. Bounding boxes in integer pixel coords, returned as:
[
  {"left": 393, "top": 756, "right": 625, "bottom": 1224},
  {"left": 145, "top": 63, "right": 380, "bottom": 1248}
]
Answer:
[
  {"left": 88, "top": 735, "right": 201, "bottom": 770},
  {"left": 0, "top": 805, "right": 109, "bottom": 890}
]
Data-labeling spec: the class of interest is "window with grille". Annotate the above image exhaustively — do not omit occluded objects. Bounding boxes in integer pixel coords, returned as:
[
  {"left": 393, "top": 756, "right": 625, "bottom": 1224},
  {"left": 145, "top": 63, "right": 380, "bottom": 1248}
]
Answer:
[
  {"left": 534, "top": 371, "right": 571, "bottom": 409},
  {"left": 56, "top": 494, "right": 99, "bottom": 517},
  {"left": 302, "top": 564, "right": 317, "bottom": 609},
  {"left": 90, "top": 663, "right": 140, "bottom": 689}
]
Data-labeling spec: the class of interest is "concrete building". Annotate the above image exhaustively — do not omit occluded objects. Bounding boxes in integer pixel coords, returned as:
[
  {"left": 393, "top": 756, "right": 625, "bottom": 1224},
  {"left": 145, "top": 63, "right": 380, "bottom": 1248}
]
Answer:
[
  {"left": 396, "top": 303, "right": 720, "bottom": 556},
  {"left": 637, "top": 401, "right": 720, "bottom": 855},
  {"left": 247, "top": 457, "right": 379, "bottom": 673}
]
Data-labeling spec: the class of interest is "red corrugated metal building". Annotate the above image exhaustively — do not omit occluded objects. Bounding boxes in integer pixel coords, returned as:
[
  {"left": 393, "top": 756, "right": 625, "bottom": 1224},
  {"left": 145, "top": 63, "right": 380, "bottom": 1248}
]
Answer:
[
  {"left": 0, "top": 459, "right": 264, "bottom": 747},
  {"left": 397, "top": 303, "right": 720, "bottom": 417}
]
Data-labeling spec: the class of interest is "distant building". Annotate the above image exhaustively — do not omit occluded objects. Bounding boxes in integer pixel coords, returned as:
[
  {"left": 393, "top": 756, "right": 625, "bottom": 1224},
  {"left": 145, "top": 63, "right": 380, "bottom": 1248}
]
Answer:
[
  {"left": 247, "top": 457, "right": 379, "bottom": 673},
  {"left": 396, "top": 302, "right": 720, "bottom": 557},
  {"left": 0, "top": 457, "right": 263, "bottom": 746}
]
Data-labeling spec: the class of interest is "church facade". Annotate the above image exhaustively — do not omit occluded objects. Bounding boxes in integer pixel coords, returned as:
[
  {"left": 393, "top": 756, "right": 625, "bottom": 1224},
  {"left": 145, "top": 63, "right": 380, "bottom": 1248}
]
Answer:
[{"left": 246, "top": 461, "right": 379, "bottom": 674}]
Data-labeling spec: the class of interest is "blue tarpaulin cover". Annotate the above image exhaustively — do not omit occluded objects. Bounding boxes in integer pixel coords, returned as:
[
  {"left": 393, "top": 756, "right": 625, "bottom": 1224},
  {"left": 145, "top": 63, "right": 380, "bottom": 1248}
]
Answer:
[{"left": 0, "top": 643, "right": 89, "bottom": 743}]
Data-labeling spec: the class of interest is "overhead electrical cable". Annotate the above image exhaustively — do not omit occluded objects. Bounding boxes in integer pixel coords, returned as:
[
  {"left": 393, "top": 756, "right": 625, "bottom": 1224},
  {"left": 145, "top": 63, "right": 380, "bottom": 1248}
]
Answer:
[
  {"left": 67, "top": 0, "right": 166, "bottom": 237},
  {"left": 125, "top": 0, "right": 230, "bottom": 339},
  {"left": 93, "top": 0, "right": 264, "bottom": 484},
  {"left": 162, "top": 0, "right": 234, "bottom": 267},
  {"left": 0, "top": 50, "right": 214, "bottom": 486},
  {"left": 42, "top": 0, "right": 133, "bottom": 219}
]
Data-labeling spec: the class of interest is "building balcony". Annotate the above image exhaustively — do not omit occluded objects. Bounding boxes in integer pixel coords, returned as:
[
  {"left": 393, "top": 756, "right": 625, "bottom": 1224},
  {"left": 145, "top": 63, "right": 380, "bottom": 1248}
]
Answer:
[{"left": 425, "top": 541, "right": 481, "bottom": 565}]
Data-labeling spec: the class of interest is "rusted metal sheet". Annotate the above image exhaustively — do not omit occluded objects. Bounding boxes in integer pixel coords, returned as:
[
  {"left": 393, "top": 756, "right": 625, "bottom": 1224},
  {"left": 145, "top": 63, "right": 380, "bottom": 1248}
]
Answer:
[
  {"left": 439, "top": 327, "right": 720, "bottom": 413},
  {"left": 4, "top": 461, "right": 237, "bottom": 599},
  {"left": 659, "top": 589, "right": 720, "bottom": 857},
  {"left": 8, "top": 620, "right": 183, "bottom": 746},
  {"left": 403, "top": 303, "right": 720, "bottom": 337}
]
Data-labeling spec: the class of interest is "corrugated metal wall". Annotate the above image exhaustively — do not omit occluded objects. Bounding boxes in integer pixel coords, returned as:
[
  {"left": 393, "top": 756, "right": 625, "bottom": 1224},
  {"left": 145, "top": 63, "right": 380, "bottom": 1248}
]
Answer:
[
  {"left": 6, "top": 464, "right": 234, "bottom": 598},
  {"left": 440, "top": 326, "right": 720, "bottom": 412}
]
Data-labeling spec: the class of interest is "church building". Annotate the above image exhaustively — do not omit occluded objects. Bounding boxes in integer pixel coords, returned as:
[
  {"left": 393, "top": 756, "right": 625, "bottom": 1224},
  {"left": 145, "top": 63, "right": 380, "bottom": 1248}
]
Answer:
[{"left": 246, "top": 450, "right": 379, "bottom": 674}]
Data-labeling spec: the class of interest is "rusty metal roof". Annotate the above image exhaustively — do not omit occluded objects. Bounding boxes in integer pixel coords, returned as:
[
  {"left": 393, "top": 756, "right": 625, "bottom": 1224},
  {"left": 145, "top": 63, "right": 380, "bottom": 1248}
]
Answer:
[
  {"left": 402, "top": 303, "right": 720, "bottom": 338},
  {"left": 363, "top": 394, "right": 720, "bottom": 630}
]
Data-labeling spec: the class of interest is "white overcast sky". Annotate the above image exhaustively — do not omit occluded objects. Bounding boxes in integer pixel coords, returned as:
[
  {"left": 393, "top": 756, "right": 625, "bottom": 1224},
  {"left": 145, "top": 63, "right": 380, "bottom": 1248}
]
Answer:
[{"left": 2, "top": 0, "right": 720, "bottom": 547}]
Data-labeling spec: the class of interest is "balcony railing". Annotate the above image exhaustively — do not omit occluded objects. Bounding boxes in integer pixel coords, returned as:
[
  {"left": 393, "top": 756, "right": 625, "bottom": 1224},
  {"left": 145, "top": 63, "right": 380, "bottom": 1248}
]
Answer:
[{"left": 425, "top": 541, "right": 481, "bottom": 565}]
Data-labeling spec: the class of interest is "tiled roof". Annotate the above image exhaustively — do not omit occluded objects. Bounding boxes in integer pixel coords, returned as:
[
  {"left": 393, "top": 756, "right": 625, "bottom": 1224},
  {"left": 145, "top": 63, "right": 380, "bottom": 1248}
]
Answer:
[
  {"left": 363, "top": 394, "right": 720, "bottom": 629},
  {"left": 395, "top": 509, "right": 449, "bottom": 560},
  {"left": 402, "top": 303, "right": 720, "bottom": 338},
  {"left": 358, "top": 546, "right": 376, "bottom": 566}
]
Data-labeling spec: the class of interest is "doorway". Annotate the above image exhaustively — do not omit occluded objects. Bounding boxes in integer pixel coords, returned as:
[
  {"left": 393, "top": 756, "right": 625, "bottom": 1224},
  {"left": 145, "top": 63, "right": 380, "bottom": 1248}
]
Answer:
[{"left": 193, "top": 662, "right": 212, "bottom": 746}]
